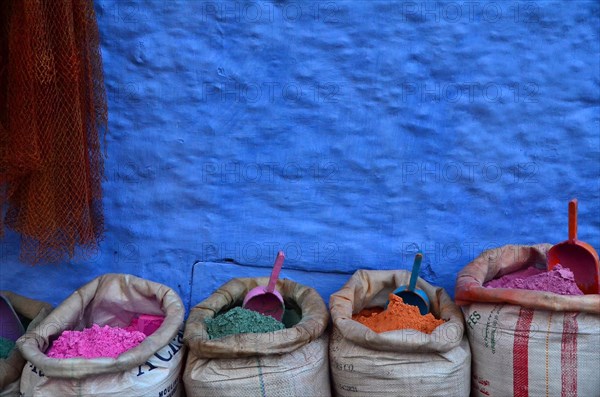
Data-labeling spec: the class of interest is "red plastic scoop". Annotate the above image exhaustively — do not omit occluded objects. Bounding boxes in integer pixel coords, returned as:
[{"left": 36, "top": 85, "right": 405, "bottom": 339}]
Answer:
[
  {"left": 547, "top": 199, "right": 600, "bottom": 294},
  {"left": 243, "top": 251, "right": 285, "bottom": 321}
]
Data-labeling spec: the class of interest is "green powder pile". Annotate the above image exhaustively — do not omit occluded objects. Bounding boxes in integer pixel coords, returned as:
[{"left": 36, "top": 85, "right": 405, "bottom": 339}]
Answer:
[
  {"left": 205, "top": 307, "right": 285, "bottom": 339},
  {"left": 0, "top": 336, "right": 16, "bottom": 359}
]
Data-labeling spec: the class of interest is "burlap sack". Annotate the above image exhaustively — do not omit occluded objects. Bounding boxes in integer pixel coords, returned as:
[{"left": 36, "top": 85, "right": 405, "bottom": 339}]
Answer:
[
  {"left": 183, "top": 277, "right": 330, "bottom": 397},
  {"left": 329, "top": 270, "right": 471, "bottom": 397},
  {"left": 455, "top": 244, "right": 600, "bottom": 396},
  {"left": 0, "top": 292, "right": 52, "bottom": 397},
  {"left": 17, "top": 273, "right": 186, "bottom": 397}
]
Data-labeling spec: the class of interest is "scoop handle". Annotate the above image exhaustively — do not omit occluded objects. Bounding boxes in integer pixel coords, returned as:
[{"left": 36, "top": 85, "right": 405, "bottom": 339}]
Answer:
[
  {"left": 568, "top": 199, "right": 578, "bottom": 243},
  {"left": 267, "top": 251, "right": 285, "bottom": 292},
  {"left": 408, "top": 253, "right": 423, "bottom": 292}
]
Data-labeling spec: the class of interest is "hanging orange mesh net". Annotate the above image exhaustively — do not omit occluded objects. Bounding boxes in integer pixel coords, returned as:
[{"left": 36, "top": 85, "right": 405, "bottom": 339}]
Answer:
[{"left": 0, "top": 0, "right": 107, "bottom": 264}]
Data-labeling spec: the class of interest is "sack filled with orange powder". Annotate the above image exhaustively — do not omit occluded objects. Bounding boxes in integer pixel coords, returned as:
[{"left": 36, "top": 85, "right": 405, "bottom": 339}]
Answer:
[{"left": 329, "top": 269, "right": 471, "bottom": 397}]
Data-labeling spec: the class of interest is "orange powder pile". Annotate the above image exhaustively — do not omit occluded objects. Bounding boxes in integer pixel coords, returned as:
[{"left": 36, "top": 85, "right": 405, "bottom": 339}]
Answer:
[{"left": 353, "top": 294, "right": 446, "bottom": 334}]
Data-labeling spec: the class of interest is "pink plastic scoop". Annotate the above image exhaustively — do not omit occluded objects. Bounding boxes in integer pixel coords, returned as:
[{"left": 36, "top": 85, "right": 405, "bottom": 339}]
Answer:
[
  {"left": 243, "top": 251, "right": 285, "bottom": 321},
  {"left": 547, "top": 199, "right": 599, "bottom": 294}
]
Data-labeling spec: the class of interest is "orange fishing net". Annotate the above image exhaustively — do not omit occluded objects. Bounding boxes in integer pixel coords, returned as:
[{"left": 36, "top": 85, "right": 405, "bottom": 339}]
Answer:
[{"left": 0, "top": 0, "right": 107, "bottom": 264}]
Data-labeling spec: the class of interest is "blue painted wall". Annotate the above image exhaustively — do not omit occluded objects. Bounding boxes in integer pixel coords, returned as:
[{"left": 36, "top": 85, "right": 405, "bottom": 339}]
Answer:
[{"left": 1, "top": 1, "right": 599, "bottom": 313}]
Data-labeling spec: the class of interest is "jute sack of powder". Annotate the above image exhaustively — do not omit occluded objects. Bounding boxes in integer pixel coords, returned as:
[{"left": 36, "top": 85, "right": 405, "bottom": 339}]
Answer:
[
  {"left": 183, "top": 277, "right": 330, "bottom": 397},
  {"left": 455, "top": 244, "right": 600, "bottom": 397},
  {"left": 0, "top": 292, "right": 52, "bottom": 397},
  {"left": 17, "top": 273, "right": 186, "bottom": 397},
  {"left": 329, "top": 269, "right": 471, "bottom": 397}
]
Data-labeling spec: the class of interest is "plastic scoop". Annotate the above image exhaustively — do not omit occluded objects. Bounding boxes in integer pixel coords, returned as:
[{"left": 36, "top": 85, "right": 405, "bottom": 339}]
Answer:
[
  {"left": 388, "top": 252, "right": 430, "bottom": 315},
  {"left": 128, "top": 314, "right": 164, "bottom": 336},
  {"left": 243, "top": 251, "right": 285, "bottom": 321},
  {"left": 0, "top": 294, "right": 25, "bottom": 342},
  {"left": 547, "top": 199, "right": 600, "bottom": 294}
]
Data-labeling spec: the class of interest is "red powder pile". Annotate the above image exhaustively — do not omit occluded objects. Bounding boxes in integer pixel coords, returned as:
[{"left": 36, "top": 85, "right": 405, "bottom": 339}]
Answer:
[
  {"left": 46, "top": 324, "right": 146, "bottom": 359},
  {"left": 484, "top": 264, "right": 583, "bottom": 295},
  {"left": 353, "top": 294, "right": 446, "bottom": 334}
]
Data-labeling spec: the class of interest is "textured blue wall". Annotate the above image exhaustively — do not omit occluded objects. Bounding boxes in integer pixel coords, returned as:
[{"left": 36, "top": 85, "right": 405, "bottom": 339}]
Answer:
[{"left": 1, "top": 1, "right": 599, "bottom": 313}]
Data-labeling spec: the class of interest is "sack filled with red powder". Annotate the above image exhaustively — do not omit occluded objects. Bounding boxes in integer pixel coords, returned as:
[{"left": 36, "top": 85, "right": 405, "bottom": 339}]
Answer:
[
  {"left": 455, "top": 244, "right": 600, "bottom": 397},
  {"left": 329, "top": 269, "right": 471, "bottom": 397}
]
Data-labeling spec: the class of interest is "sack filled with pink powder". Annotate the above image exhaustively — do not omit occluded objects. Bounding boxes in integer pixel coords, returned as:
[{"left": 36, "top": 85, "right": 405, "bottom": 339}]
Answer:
[
  {"left": 17, "top": 274, "right": 185, "bottom": 397},
  {"left": 484, "top": 264, "right": 583, "bottom": 295}
]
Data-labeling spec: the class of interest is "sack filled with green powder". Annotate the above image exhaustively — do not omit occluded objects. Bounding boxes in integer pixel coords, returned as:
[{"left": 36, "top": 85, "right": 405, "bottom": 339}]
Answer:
[
  {"left": 183, "top": 277, "right": 331, "bottom": 397},
  {"left": 0, "top": 291, "right": 52, "bottom": 396}
]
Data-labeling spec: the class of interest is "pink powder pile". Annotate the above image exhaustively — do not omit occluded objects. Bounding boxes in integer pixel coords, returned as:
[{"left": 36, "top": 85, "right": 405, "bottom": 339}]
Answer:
[
  {"left": 484, "top": 264, "right": 583, "bottom": 295},
  {"left": 46, "top": 324, "right": 146, "bottom": 359}
]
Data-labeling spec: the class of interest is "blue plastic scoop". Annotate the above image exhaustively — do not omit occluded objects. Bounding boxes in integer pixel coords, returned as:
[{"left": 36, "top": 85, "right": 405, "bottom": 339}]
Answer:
[{"left": 389, "top": 252, "right": 430, "bottom": 315}]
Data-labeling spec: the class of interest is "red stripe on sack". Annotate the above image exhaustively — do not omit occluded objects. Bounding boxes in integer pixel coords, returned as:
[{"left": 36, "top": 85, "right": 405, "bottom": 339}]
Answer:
[
  {"left": 561, "top": 312, "right": 578, "bottom": 397},
  {"left": 513, "top": 308, "right": 534, "bottom": 397}
]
